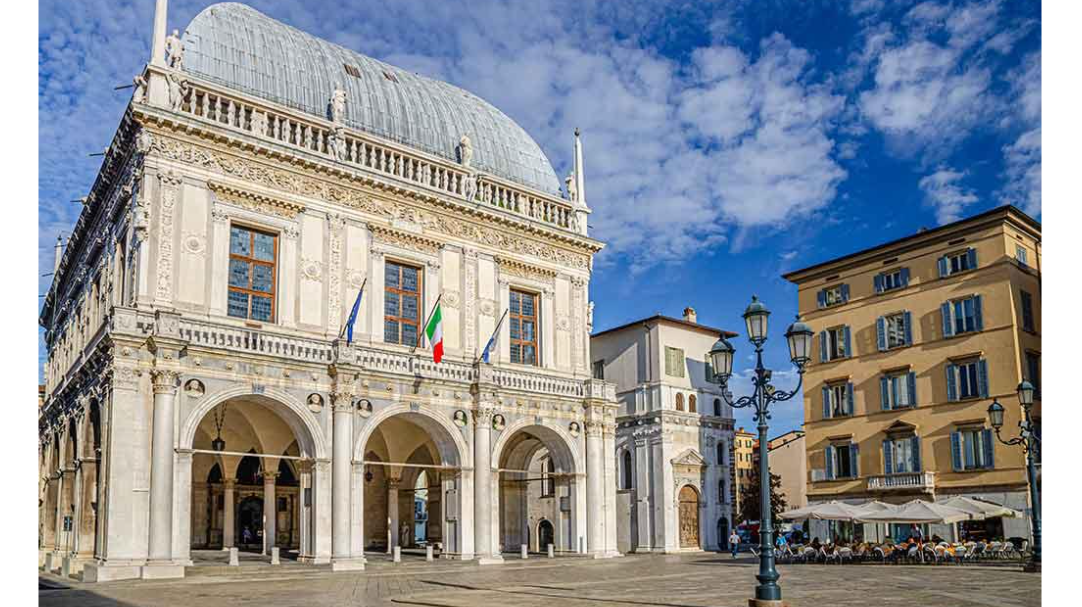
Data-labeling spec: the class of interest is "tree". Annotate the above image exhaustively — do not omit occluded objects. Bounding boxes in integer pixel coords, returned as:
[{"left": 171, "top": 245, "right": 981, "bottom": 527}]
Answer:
[{"left": 738, "top": 464, "right": 788, "bottom": 528}]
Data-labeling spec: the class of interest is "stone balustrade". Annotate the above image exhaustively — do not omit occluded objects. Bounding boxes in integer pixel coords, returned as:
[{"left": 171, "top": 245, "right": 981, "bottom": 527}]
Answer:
[
  {"left": 493, "top": 367, "right": 585, "bottom": 399},
  {"left": 177, "top": 318, "right": 333, "bottom": 365},
  {"left": 865, "top": 471, "right": 935, "bottom": 492},
  {"left": 172, "top": 78, "right": 574, "bottom": 231}
]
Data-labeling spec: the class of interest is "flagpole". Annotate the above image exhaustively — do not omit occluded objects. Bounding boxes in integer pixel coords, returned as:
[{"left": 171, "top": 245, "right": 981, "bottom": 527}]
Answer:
[
  {"left": 339, "top": 277, "right": 367, "bottom": 339},
  {"left": 478, "top": 308, "right": 509, "bottom": 363},
  {"left": 415, "top": 293, "right": 443, "bottom": 352}
]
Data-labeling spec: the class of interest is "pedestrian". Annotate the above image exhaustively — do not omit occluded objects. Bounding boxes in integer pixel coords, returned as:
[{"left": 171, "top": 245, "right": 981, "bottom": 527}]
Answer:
[{"left": 729, "top": 529, "right": 741, "bottom": 559}]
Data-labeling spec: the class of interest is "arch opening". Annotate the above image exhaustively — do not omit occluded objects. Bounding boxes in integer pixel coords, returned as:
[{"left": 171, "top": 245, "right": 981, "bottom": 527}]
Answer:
[
  {"left": 187, "top": 394, "right": 315, "bottom": 559},
  {"left": 494, "top": 424, "right": 579, "bottom": 555}
]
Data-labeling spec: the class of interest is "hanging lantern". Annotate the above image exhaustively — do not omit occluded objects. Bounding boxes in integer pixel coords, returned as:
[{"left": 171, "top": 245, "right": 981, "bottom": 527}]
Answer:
[{"left": 212, "top": 403, "right": 228, "bottom": 451}]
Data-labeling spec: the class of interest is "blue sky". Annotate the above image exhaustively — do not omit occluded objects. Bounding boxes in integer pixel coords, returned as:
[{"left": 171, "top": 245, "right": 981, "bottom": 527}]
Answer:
[{"left": 38, "top": 0, "right": 1040, "bottom": 435}]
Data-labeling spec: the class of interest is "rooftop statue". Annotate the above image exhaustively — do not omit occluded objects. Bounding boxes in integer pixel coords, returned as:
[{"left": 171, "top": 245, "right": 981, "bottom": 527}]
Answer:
[
  {"left": 459, "top": 135, "right": 473, "bottom": 168},
  {"left": 330, "top": 83, "right": 347, "bottom": 124},
  {"left": 165, "top": 29, "right": 184, "bottom": 69}
]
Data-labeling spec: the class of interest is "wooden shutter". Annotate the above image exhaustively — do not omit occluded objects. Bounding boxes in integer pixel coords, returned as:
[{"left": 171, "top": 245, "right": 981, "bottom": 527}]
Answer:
[
  {"left": 817, "top": 290, "right": 826, "bottom": 309},
  {"left": 874, "top": 274, "right": 884, "bottom": 293},
  {"left": 843, "top": 326, "right": 852, "bottom": 358},
  {"left": 882, "top": 440, "right": 894, "bottom": 475},
  {"left": 840, "top": 284, "right": 850, "bottom": 303},
  {"left": 849, "top": 444, "right": 859, "bottom": 478},
  {"left": 825, "top": 445, "right": 835, "bottom": 480},
  {"left": 981, "top": 428, "right": 995, "bottom": 469},
  {"left": 946, "top": 364, "right": 958, "bottom": 401},
  {"left": 910, "top": 436, "right": 921, "bottom": 471},
  {"left": 977, "top": 359, "right": 989, "bottom": 398},
  {"left": 822, "top": 386, "right": 831, "bottom": 419},
  {"left": 941, "top": 302, "right": 953, "bottom": 337},
  {"left": 950, "top": 432, "right": 963, "bottom": 471},
  {"left": 974, "top": 295, "right": 983, "bottom": 331},
  {"left": 907, "top": 371, "right": 917, "bottom": 406},
  {"left": 876, "top": 317, "right": 886, "bottom": 351},
  {"left": 900, "top": 267, "right": 910, "bottom": 287},
  {"left": 937, "top": 256, "right": 949, "bottom": 278},
  {"left": 903, "top": 311, "right": 913, "bottom": 345},
  {"left": 846, "top": 382, "right": 855, "bottom": 415},
  {"left": 819, "top": 332, "right": 828, "bottom": 363},
  {"left": 880, "top": 376, "right": 890, "bottom": 410},
  {"left": 966, "top": 247, "right": 978, "bottom": 269}
]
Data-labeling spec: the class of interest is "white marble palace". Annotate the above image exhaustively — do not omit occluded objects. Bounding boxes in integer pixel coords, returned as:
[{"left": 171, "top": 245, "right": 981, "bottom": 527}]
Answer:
[{"left": 38, "top": 1, "right": 734, "bottom": 582}]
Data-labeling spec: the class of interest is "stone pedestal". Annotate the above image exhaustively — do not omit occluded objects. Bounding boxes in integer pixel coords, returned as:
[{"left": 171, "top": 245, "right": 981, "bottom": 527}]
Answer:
[
  {"left": 521, "top": 544, "right": 528, "bottom": 559},
  {"left": 82, "top": 563, "right": 142, "bottom": 583},
  {"left": 426, "top": 545, "right": 434, "bottom": 561},
  {"left": 140, "top": 563, "right": 186, "bottom": 579},
  {"left": 270, "top": 547, "right": 280, "bottom": 565}
]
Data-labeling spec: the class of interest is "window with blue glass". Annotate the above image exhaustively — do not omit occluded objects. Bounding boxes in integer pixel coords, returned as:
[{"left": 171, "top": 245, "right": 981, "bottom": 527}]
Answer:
[
  {"left": 950, "top": 427, "right": 994, "bottom": 471},
  {"left": 946, "top": 358, "right": 988, "bottom": 401},
  {"left": 938, "top": 248, "right": 978, "bottom": 277},
  {"left": 1016, "top": 244, "right": 1028, "bottom": 267},
  {"left": 882, "top": 435, "right": 920, "bottom": 474},
  {"left": 384, "top": 261, "right": 422, "bottom": 346},
  {"left": 227, "top": 226, "right": 277, "bottom": 322},
  {"left": 941, "top": 295, "right": 983, "bottom": 337},
  {"left": 875, "top": 268, "right": 909, "bottom": 293}
]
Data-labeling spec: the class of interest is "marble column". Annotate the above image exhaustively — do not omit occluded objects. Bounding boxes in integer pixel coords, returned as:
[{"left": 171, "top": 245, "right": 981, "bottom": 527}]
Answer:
[
  {"left": 586, "top": 422, "right": 605, "bottom": 556},
  {"left": 387, "top": 478, "right": 400, "bottom": 553},
  {"left": 472, "top": 407, "right": 501, "bottom": 563},
  {"left": 41, "top": 475, "right": 58, "bottom": 551},
  {"left": 330, "top": 394, "right": 363, "bottom": 569},
  {"left": 75, "top": 459, "right": 98, "bottom": 558},
  {"left": 223, "top": 479, "right": 236, "bottom": 549},
  {"left": 146, "top": 370, "right": 178, "bottom": 563},
  {"left": 263, "top": 470, "right": 278, "bottom": 555}
]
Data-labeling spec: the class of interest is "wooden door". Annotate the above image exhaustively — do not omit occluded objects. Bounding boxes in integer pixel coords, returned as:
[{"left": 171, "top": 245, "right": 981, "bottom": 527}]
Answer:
[{"left": 678, "top": 485, "right": 700, "bottom": 548}]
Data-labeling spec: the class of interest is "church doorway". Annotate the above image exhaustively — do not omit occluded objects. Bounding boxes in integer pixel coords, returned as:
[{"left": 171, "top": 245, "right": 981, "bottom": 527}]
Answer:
[
  {"left": 537, "top": 519, "right": 555, "bottom": 551},
  {"left": 678, "top": 485, "right": 700, "bottom": 549},
  {"left": 717, "top": 517, "right": 730, "bottom": 551}
]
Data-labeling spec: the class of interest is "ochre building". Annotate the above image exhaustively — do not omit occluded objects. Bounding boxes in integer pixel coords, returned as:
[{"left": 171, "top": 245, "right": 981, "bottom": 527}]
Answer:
[{"left": 783, "top": 205, "right": 1040, "bottom": 542}]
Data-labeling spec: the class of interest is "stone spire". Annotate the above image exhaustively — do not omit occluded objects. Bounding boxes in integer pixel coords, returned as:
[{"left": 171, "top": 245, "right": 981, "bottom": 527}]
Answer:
[
  {"left": 53, "top": 234, "right": 64, "bottom": 273},
  {"left": 151, "top": 0, "right": 169, "bottom": 67},
  {"left": 573, "top": 128, "right": 587, "bottom": 209}
]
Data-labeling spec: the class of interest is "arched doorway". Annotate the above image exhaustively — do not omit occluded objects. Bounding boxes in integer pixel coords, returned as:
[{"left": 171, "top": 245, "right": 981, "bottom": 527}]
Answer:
[
  {"left": 356, "top": 409, "right": 465, "bottom": 558},
  {"left": 717, "top": 517, "right": 730, "bottom": 551},
  {"left": 493, "top": 424, "right": 581, "bottom": 556},
  {"left": 237, "top": 496, "right": 263, "bottom": 550},
  {"left": 183, "top": 390, "right": 326, "bottom": 562},
  {"left": 537, "top": 519, "right": 554, "bottom": 552},
  {"left": 678, "top": 485, "right": 700, "bottom": 549}
]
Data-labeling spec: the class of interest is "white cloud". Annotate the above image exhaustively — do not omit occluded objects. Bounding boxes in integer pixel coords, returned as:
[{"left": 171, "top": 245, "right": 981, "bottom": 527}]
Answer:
[
  {"left": 919, "top": 167, "right": 979, "bottom": 224},
  {"left": 999, "top": 128, "right": 1041, "bottom": 217}
]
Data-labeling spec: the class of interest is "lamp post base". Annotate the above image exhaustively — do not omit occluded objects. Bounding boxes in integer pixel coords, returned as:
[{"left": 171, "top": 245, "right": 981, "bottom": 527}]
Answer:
[{"left": 749, "top": 599, "right": 789, "bottom": 607}]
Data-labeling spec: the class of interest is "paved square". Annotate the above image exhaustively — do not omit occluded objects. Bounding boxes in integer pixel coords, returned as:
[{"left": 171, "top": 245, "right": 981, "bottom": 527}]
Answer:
[{"left": 39, "top": 553, "right": 1040, "bottom": 607}]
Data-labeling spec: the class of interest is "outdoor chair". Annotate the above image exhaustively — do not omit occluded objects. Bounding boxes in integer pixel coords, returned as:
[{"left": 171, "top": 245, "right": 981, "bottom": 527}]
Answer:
[
  {"left": 953, "top": 545, "right": 967, "bottom": 564},
  {"left": 923, "top": 545, "right": 939, "bottom": 564},
  {"left": 906, "top": 545, "right": 921, "bottom": 564},
  {"left": 987, "top": 541, "right": 1003, "bottom": 559},
  {"left": 853, "top": 545, "right": 868, "bottom": 562},
  {"left": 838, "top": 547, "right": 853, "bottom": 563},
  {"left": 801, "top": 546, "right": 817, "bottom": 563},
  {"left": 872, "top": 546, "right": 887, "bottom": 562},
  {"left": 824, "top": 547, "right": 839, "bottom": 564}
]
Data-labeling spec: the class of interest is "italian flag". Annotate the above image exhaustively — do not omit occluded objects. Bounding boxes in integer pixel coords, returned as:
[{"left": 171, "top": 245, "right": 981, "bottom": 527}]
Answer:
[{"left": 424, "top": 303, "right": 444, "bottom": 363}]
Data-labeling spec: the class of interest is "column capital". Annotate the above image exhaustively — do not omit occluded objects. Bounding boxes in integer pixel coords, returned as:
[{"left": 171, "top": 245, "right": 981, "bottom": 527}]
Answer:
[
  {"left": 223, "top": 478, "right": 237, "bottom": 489},
  {"left": 262, "top": 470, "right": 280, "bottom": 483},
  {"left": 150, "top": 368, "right": 179, "bottom": 395},
  {"left": 472, "top": 405, "right": 496, "bottom": 426}
]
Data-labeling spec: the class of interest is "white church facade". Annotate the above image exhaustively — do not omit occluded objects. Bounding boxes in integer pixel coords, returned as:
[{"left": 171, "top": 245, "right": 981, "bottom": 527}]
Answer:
[{"left": 38, "top": 1, "right": 732, "bottom": 582}]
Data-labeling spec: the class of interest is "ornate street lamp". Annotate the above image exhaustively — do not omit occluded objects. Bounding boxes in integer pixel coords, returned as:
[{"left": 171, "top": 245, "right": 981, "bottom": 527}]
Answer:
[
  {"left": 987, "top": 380, "right": 1041, "bottom": 572},
  {"left": 709, "top": 297, "right": 812, "bottom": 607}
]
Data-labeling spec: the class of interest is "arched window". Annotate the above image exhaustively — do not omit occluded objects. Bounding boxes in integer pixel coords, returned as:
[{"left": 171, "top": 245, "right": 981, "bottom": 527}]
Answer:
[
  {"left": 675, "top": 393, "right": 685, "bottom": 411},
  {"left": 622, "top": 450, "right": 633, "bottom": 489},
  {"left": 714, "top": 398, "right": 722, "bottom": 416},
  {"left": 688, "top": 394, "right": 697, "bottom": 413}
]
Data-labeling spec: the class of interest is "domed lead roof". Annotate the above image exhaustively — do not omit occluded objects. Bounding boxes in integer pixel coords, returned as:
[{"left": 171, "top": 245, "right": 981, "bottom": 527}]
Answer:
[{"left": 181, "top": 3, "right": 562, "bottom": 196}]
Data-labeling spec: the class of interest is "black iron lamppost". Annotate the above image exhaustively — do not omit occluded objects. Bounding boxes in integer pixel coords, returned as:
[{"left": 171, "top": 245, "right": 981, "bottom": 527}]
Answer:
[
  {"left": 987, "top": 380, "right": 1041, "bottom": 572},
  {"left": 709, "top": 296, "right": 813, "bottom": 607}
]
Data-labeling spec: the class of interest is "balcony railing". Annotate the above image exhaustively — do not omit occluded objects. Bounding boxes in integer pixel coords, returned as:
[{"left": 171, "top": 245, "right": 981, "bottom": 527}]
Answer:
[
  {"left": 866, "top": 472, "right": 935, "bottom": 492},
  {"left": 168, "top": 78, "right": 575, "bottom": 231}
]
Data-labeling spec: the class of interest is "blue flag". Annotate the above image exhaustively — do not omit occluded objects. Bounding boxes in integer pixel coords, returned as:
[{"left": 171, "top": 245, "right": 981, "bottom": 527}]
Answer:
[
  {"left": 480, "top": 309, "right": 508, "bottom": 363},
  {"left": 343, "top": 281, "right": 365, "bottom": 344}
]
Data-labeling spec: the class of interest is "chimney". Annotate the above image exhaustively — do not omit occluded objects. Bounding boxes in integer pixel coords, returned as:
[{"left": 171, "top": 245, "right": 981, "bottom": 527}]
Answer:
[{"left": 682, "top": 307, "right": 697, "bottom": 324}]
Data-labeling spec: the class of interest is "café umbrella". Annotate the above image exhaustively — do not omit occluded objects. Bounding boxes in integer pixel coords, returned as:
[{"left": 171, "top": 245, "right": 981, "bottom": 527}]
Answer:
[
  {"left": 935, "top": 496, "right": 1022, "bottom": 520},
  {"left": 858, "top": 499, "right": 974, "bottom": 524}
]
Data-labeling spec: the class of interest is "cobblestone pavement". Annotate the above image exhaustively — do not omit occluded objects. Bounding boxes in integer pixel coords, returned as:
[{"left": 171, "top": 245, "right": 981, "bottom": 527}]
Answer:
[{"left": 39, "top": 553, "right": 1041, "bottom": 607}]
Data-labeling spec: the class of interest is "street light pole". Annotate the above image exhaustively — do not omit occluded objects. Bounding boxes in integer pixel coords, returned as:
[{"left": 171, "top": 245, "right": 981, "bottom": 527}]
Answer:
[
  {"left": 987, "top": 381, "right": 1040, "bottom": 572},
  {"left": 709, "top": 297, "right": 812, "bottom": 607}
]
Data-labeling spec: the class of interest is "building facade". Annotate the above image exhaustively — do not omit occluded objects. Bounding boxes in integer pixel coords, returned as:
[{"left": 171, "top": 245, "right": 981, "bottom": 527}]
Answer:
[
  {"left": 760, "top": 430, "right": 807, "bottom": 512},
  {"left": 38, "top": 1, "right": 622, "bottom": 582},
  {"left": 590, "top": 308, "right": 737, "bottom": 553},
  {"left": 784, "top": 205, "right": 1040, "bottom": 542},
  {"left": 732, "top": 428, "right": 756, "bottom": 521}
]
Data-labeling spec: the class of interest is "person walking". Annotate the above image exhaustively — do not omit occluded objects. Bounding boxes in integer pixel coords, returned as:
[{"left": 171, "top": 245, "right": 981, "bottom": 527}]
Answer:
[{"left": 729, "top": 530, "right": 741, "bottom": 559}]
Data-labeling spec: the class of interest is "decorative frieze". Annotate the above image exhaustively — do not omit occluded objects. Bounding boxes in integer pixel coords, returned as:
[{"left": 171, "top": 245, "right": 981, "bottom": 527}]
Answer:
[
  {"left": 154, "top": 172, "right": 182, "bottom": 303},
  {"left": 370, "top": 225, "right": 441, "bottom": 256},
  {"left": 149, "top": 134, "right": 592, "bottom": 269}
]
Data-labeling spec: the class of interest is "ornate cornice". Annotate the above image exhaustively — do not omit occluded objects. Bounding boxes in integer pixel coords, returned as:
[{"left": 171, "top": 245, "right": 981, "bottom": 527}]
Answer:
[
  {"left": 370, "top": 225, "right": 442, "bottom": 256},
  {"left": 495, "top": 256, "right": 558, "bottom": 286},
  {"left": 145, "top": 131, "right": 593, "bottom": 269},
  {"left": 208, "top": 181, "right": 306, "bottom": 219}
]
